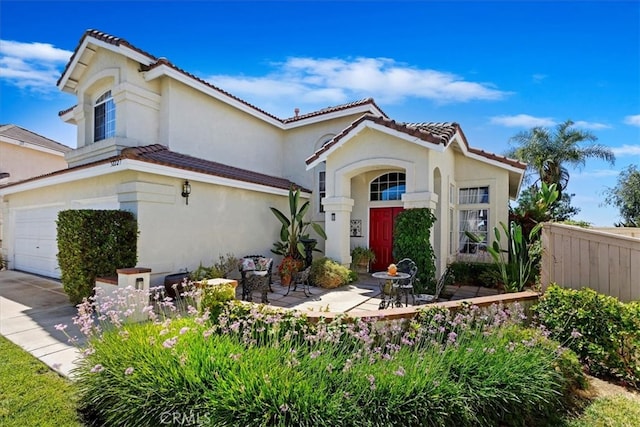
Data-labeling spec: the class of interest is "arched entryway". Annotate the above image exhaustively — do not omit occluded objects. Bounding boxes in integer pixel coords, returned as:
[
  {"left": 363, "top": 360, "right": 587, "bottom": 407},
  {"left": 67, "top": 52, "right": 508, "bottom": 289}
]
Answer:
[{"left": 369, "top": 172, "right": 405, "bottom": 271}]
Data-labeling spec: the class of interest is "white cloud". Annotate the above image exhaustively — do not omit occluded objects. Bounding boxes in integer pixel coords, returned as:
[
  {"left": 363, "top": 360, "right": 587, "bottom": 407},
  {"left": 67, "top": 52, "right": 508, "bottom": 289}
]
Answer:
[
  {"left": 206, "top": 57, "right": 511, "bottom": 112},
  {"left": 489, "top": 114, "right": 556, "bottom": 128},
  {"left": 532, "top": 73, "right": 547, "bottom": 83},
  {"left": 573, "top": 120, "right": 611, "bottom": 130},
  {"left": 623, "top": 114, "right": 640, "bottom": 126},
  {"left": 612, "top": 144, "right": 640, "bottom": 156},
  {"left": 573, "top": 169, "right": 620, "bottom": 178},
  {"left": 0, "top": 39, "right": 72, "bottom": 91}
]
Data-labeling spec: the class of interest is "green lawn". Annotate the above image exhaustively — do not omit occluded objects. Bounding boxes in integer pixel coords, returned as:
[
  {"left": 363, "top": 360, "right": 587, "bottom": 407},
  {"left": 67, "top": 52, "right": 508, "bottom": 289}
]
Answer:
[
  {"left": 565, "top": 395, "right": 640, "bottom": 427},
  {"left": 0, "top": 335, "right": 83, "bottom": 427}
]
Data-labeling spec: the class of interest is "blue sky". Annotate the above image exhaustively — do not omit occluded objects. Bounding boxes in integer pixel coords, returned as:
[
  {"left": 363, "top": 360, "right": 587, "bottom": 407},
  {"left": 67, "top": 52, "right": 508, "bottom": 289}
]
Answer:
[{"left": 1, "top": 1, "right": 638, "bottom": 226}]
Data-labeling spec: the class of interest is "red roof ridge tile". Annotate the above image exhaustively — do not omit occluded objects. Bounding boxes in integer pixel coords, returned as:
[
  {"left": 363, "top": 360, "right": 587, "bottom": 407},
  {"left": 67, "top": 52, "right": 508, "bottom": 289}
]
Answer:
[{"left": 282, "top": 98, "right": 388, "bottom": 123}]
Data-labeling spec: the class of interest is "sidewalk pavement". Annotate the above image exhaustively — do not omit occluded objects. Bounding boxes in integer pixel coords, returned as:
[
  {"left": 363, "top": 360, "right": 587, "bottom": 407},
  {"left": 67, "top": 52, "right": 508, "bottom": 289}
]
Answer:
[
  {"left": 0, "top": 270, "right": 82, "bottom": 378},
  {"left": 1, "top": 269, "right": 499, "bottom": 379}
]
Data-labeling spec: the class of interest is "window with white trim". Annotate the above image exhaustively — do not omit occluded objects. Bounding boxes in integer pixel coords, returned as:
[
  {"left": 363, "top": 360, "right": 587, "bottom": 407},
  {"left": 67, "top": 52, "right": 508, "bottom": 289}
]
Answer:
[
  {"left": 318, "top": 170, "right": 326, "bottom": 213},
  {"left": 370, "top": 172, "right": 406, "bottom": 201},
  {"left": 458, "top": 186, "right": 490, "bottom": 254},
  {"left": 94, "top": 90, "right": 115, "bottom": 142}
]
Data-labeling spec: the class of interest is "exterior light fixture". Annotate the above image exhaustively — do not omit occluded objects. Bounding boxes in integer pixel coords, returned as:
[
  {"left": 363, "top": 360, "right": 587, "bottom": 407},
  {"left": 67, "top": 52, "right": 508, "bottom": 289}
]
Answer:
[
  {"left": 331, "top": 213, "right": 336, "bottom": 221},
  {"left": 181, "top": 180, "right": 191, "bottom": 205}
]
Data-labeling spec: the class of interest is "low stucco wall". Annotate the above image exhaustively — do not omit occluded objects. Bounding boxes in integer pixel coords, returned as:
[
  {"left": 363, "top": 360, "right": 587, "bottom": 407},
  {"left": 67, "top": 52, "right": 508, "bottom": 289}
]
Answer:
[{"left": 303, "top": 290, "right": 540, "bottom": 323}]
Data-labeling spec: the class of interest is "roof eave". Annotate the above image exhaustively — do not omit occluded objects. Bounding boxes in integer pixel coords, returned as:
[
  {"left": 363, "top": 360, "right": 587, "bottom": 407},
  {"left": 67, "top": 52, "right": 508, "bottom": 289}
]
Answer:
[
  {"left": 58, "top": 36, "right": 155, "bottom": 93},
  {"left": 142, "top": 64, "right": 285, "bottom": 129}
]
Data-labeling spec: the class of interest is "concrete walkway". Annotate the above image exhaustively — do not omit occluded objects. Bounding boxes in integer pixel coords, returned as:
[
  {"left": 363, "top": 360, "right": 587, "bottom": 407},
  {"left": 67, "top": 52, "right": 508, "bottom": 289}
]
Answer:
[
  {"left": 1, "top": 269, "right": 499, "bottom": 379},
  {"left": 0, "top": 270, "right": 82, "bottom": 377}
]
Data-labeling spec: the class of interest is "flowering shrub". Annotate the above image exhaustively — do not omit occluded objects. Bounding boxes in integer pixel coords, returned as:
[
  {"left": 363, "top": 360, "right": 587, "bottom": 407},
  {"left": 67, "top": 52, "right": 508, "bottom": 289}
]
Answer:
[
  {"left": 533, "top": 284, "right": 640, "bottom": 388},
  {"left": 57, "top": 286, "right": 588, "bottom": 426},
  {"left": 277, "top": 256, "right": 303, "bottom": 278}
]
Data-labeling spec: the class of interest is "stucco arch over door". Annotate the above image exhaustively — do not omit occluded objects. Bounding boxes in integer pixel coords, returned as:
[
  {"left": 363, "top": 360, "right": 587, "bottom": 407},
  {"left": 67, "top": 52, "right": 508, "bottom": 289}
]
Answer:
[{"left": 323, "top": 156, "right": 442, "bottom": 266}]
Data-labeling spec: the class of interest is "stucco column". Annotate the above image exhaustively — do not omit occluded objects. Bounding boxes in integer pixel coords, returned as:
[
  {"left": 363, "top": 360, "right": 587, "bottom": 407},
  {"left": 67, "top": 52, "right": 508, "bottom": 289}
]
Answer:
[
  {"left": 401, "top": 191, "right": 438, "bottom": 209},
  {"left": 322, "top": 197, "right": 354, "bottom": 266}
]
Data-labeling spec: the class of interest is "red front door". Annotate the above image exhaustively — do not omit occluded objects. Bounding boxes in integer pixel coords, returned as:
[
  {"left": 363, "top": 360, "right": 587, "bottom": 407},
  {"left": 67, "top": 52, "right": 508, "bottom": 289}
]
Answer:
[{"left": 369, "top": 207, "right": 404, "bottom": 271}]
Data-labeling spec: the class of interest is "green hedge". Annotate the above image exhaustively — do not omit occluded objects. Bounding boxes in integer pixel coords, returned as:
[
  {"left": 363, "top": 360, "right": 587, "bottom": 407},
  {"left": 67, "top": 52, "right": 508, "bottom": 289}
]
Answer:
[
  {"left": 393, "top": 208, "right": 436, "bottom": 293},
  {"left": 449, "top": 261, "right": 500, "bottom": 287},
  {"left": 533, "top": 284, "right": 640, "bottom": 389},
  {"left": 57, "top": 210, "right": 138, "bottom": 304}
]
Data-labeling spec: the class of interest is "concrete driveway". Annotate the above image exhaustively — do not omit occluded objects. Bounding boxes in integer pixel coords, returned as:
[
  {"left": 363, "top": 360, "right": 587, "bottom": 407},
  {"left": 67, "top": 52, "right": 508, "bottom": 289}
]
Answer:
[{"left": 0, "top": 270, "right": 82, "bottom": 377}]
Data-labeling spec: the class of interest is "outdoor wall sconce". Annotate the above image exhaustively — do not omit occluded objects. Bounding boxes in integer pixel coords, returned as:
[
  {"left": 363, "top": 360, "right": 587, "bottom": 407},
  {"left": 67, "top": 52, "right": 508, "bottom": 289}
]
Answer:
[
  {"left": 331, "top": 213, "right": 336, "bottom": 221},
  {"left": 181, "top": 180, "right": 191, "bottom": 205}
]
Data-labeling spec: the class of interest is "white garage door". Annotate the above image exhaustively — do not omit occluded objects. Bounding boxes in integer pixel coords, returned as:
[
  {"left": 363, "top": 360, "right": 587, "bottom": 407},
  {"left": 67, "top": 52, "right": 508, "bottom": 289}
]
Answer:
[{"left": 14, "top": 206, "right": 63, "bottom": 279}]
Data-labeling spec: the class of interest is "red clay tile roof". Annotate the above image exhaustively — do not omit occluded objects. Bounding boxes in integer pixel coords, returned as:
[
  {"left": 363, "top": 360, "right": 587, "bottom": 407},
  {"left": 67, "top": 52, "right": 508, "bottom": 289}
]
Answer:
[
  {"left": 142, "top": 58, "right": 282, "bottom": 123},
  {"left": 121, "top": 145, "right": 309, "bottom": 191},
  {"left": 306, "top": 115, "right": 526, "bottom": 170},
  {"left": 0, "top": 144, "right": 307, "bottom": 193},
  {"left": 57, "top": 29, "right": 157, "bottom": 87},
  {"left": 58, "top": 30, "right": 382, "bottom": 124},
  {"left": 281, "top": 98, "right": 387, "bottom": 123},
  {"left": 0, "top": 124, "right": 72, "bottom": 153}
]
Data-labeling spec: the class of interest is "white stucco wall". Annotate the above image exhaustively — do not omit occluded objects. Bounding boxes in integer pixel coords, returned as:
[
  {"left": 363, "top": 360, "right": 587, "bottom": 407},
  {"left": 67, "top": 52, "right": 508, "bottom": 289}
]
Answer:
[
  {"left": 0, "top": 168, "right": 318, "bottom": 285},
  {"left": 156, "top": 79, "right": 284, "bottom": 176}
]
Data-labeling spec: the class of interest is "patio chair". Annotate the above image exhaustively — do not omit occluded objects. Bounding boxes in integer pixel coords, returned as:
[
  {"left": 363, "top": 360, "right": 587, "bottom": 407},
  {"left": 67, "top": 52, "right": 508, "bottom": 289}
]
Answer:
[
  {"left": 284, "top": 266, "right": 312, "bottom": 297},
  {"left": 414, "top": 265, "right": 454, "bottom": 305},
  {"left": 395, "top": 258, "right": 418, "bottom": 306},
  {"left": 239, "top": 254, "right": 274, "bottom": 301}
]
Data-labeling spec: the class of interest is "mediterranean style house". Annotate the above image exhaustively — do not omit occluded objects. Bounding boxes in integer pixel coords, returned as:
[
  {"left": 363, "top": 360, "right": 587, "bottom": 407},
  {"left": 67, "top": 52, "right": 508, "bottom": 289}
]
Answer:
[
  {"left": 0, "top": 125, "right": 71, "bottom": 265},
  {"left": 0, "top": 30, "right": 525, "bottom": 284}
]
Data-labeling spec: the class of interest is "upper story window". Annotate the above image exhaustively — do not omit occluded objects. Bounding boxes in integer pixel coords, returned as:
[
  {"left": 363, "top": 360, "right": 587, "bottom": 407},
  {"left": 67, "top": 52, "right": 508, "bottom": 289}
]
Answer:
[
  {"left": 370, "top": 172, "right": 406, "bottom": 201},
  {"left": 94, "top": 90, "right": 115, "bottom": 142}
]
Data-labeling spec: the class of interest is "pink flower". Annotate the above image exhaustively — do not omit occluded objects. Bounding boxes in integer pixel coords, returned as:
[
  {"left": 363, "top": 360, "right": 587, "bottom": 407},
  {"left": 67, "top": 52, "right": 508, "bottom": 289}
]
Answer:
[
  {"left": 124, "top": 367, "right": 134, "bottom": 375},
  {"left": 54, "top": 323, "right": 67, "bottom": 331},
  {"left": 162, "top": 337, "right": 178, "bottom": 349},
  {"left": 394, "top": 366, "right": 406, "bottom": 377},
  {"left": 90, "top": 364, "right": 104, "bottom": 373},
  {"left": 179, "top": 327, "right": 190, "bottom": 335}
]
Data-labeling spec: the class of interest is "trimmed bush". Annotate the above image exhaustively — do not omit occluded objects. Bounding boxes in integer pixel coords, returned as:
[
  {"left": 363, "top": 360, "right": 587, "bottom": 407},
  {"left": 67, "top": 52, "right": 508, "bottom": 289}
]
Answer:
[
  {"left": 393, "top": 208, "right": 436, "bottom": 293},
  {"left": 449, "top": 261, "right": 500, "bottom": 287},
  {"left": 57, "top": 210, "right": 137, "bottom": 304},
  {"left": 199, "top": 282, "right": 236, "bottom": 320},
  {"left": 310, "top": 257, "right": 352, "bottom": 289},
  {"left": 533, "top": 284, "right": 640, "bottom": 388},
  {"left": 69, "top": 294, "right": 587, "bottom": 426}
]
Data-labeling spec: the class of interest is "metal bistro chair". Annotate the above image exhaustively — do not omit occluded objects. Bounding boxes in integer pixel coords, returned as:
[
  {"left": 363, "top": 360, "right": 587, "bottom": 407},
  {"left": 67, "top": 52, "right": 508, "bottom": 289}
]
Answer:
[
  {"left": 414, "top": 265, "right": 454, "bottom": 305},
  {"left": 395, "top": 258, "right": 418, "bottom": 306},
  {"left": 284, "top": 266, "right": 312, "bottom": 297},
  {"left": 239, "top": 255, "right": 274, "bottom": 302}
]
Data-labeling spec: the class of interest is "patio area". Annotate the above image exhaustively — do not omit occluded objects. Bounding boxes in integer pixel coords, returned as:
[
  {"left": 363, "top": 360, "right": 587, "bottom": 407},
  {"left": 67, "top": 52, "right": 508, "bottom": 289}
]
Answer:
[{"left": 237, "top": 273, "right": 501, "bottom": 313}]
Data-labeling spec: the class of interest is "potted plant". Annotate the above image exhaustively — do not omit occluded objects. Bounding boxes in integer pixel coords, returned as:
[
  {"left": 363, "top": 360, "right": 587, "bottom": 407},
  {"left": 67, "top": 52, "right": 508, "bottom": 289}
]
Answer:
[
  {"left": 351, "top": 246, "right": 376, "bottom": 273},
  {"left": 278, "top": 256, "right": 303, "bottom": 286}
]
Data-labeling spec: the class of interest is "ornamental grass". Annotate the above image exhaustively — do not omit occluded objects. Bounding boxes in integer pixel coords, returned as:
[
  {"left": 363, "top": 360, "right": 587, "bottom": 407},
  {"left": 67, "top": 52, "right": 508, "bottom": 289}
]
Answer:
[{"left": 59, "top": 286, "right": 588, "bottom": 426}]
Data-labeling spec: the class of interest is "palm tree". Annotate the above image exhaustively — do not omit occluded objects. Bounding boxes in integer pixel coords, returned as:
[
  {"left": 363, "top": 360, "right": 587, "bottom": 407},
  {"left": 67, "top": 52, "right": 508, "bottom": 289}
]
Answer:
[{"left": 507, "top": 120, "right": 615, "bottom": 196}]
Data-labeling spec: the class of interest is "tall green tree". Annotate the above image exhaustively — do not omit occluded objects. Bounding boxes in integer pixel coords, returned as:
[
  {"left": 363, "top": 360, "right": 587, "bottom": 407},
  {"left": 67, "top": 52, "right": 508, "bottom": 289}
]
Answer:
[
  {"left": 507, "top": 120, "right": 615, "bottom": 199},
  {"left": 604, "top": 164, "right": 640, "bottom": 227}
]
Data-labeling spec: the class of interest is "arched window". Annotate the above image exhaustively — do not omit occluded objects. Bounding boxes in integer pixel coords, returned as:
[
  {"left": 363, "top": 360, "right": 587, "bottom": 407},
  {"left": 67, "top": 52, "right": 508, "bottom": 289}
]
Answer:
[
  {"left": 94, "top": 90, "right": 115, "bottom": 142},
  {"left": 370, "top": 172, "right": 406, "bottom": 201}
]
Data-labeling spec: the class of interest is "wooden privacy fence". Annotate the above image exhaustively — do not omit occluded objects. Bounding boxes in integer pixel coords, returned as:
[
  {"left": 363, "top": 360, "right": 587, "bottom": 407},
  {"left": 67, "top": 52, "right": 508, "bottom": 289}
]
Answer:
[{"left": 541, "top": 223, "right": 640, "bottom": 302}]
